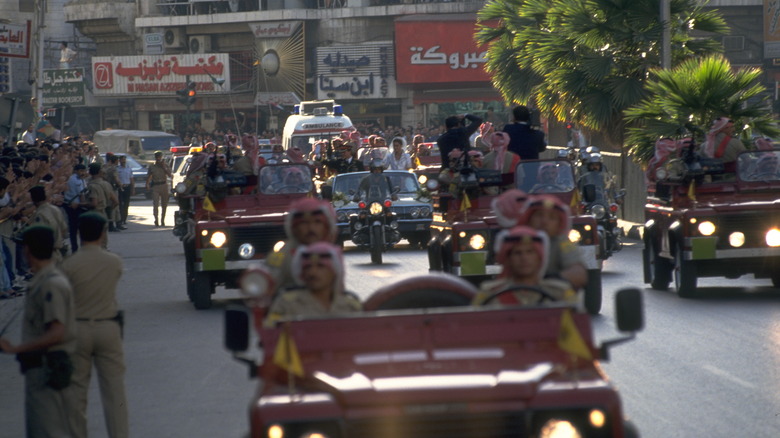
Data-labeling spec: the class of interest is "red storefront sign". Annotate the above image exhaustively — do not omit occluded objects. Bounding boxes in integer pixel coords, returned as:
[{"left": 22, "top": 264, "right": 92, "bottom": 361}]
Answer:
[{"left": 395, "top": 19, "right": 491, "bottom": 85}]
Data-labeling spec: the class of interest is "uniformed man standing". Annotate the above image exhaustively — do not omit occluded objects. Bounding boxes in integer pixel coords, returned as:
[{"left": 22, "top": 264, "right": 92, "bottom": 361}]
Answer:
[
  {"left": 102, "top": 154, "right": 122, "bottom": 232},
  {"left": 0, "top": 225, "right": 77, "bottom": 438},
  {"left": 145, "top": 151, "right": 172, "bottom": 227},
  {"left": 28, "top": 185, "right": 69, "bottom": 262},
  {"left": 116, "top": 155, "right": 134, "bottom": 228},
  {"left": 87, "top": 163, "right": 117, "bottom": 249},
  {"left": 62, "top": 213, "right": 128, "bottom": 438}
]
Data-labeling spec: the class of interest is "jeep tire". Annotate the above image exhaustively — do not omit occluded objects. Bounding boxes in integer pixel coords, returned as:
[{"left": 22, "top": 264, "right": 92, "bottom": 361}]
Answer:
[
  {"left": 584, "top": 269, "right": 602, "bottom": 315},
  {"left": 645, "top": 237, "right": 671, "bottom": 291},
  {"left": 674, "top": 244, "right": 698, "bottom": 298},
  {"left": 192, "top": 272, "right": 214, "bottom": 310}
]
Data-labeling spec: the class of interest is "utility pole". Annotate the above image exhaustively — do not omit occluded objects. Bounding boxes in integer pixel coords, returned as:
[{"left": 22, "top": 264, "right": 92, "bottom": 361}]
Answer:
[
  {"left": 31, "top": 0, "right": 46, "bottom": 105},
  {"left": 661, "top": 0, "right": 671, "bottom": 69}
]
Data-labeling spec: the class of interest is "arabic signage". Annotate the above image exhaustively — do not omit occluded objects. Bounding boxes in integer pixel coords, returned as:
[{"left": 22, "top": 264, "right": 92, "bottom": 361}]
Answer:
[
  {"left": 91, "top": 54, "right": 231, "bottom": 97},
  {"left": 395, "top": 19, "right": 490, "bottom": 84},
  {"left": 0, "top": 56, "right": 9, "bottom": 93},
  {"left": 765, "top": 0, "right": 780, "bottom": 57},
  {"left": 254, "top": 91, "right": 301, "bottom": 106},
  {"left": 42, "top": 68, "right": 85, "bottom": 106},
  {"left": 315, "top": 42, "right": 396, "bottom": 100},
  {"left": 248, "top": 21, "right": 302, "bottom": 39},
  {"left": 0, "top": 21, "right": 31, "bottom": 59}
]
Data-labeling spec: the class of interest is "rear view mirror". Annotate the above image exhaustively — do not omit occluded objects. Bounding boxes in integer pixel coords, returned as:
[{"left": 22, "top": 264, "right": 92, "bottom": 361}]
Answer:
[
  {"left": 615, "top": 288, "right": 644, "bottom": 333},
  {"left": 224, "top": 306, "right": 250, "bottom": 352}
]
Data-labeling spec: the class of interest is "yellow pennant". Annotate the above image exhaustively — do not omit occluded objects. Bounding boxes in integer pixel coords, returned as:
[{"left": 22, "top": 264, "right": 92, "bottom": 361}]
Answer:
[
  {"left": 687, "top": 181, "right": 696, "bottom": 201},
  {"left": 570, "top": 188, "right": 581, "bottom": 210},
  {"left": 558, "top": 309, "right": 593, "bottom": 361},
  {"left": 203, "top": 194, "right": 217, "bottom": 212},
  {"left": 460, "top": 192, "right": 472, "bottom": 211},
  {"left": 273, "top": 327, "right": 304, "bottom": 377}
]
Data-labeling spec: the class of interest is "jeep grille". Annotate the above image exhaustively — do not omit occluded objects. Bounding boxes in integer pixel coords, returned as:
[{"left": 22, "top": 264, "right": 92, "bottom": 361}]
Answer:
[
  {"left": 228, "top": 225, "right": 285, "bottom": 259},
  {"left": 345, "top": 412, "right": 525, "bottom": 437}
]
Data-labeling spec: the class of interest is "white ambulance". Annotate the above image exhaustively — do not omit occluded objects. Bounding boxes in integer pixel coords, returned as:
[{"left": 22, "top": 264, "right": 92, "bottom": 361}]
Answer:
[{"left": 282, "top": 100, "right": 353, "bottom": 158}]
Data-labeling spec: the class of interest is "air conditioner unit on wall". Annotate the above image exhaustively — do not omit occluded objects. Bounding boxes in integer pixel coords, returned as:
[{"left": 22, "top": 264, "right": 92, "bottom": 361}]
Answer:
[
  {"left": 164, "top": 28, "right": 186, "bottom": 49},
  {"left": 722, "top": 36, "right": 745, "bottom": 52},
  {"left": 189, "top": 35, "right": 212, "bottom": 54}
]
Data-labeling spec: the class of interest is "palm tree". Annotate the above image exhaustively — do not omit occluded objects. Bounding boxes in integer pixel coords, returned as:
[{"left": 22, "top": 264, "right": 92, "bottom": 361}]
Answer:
[
  {"left": 475, "top": 0, "right": 728, "bottom": 150},
  {"left": 625, "top": 55, "right": 780, "bottom": 164}
]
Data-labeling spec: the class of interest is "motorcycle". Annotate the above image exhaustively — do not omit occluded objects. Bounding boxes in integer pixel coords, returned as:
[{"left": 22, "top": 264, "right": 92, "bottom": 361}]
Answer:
[
  {"left": 580, "top": 172, "right": 626, "bottom": 260},
  {"left": 349, "top": 189, "right": 401, "bottom": 264}
]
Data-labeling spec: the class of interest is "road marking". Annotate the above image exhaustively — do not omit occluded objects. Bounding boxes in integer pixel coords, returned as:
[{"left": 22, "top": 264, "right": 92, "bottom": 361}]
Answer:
[{"left": 702, "top": 364, "right": 756, "bottom": 390}]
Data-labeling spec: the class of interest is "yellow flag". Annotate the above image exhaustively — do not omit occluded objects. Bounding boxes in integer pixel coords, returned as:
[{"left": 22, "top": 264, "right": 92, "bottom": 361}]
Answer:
[
  {"left": 570, "top": 188, "right": 581, "bottom": 210},
  {"left": 558, "top": 309, "right": 593, "bottom": 360},
  {"left": 687, "top": 181, "right": 696, "bottom": 201},
  {"left": 202, "top": 194, "right": 217, "bottom": 212},
  {"left": 460, "top": 192, "right": 472, "bottom": 211},
  {"left": 273, "top": 328, "right": 304, "bottom": 377},
  {"left": 414, "top": 156, "right": 422, "bottom": 169}
]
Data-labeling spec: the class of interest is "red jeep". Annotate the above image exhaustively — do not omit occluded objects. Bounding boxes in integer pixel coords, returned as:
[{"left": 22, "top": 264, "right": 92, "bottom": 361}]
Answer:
[
  {"left": 427, "top": 159, "right": 604, "bottom": 314},
  {"left": 224, "top": 273, "right": 643, "bottom": 438},
  {"left": 644, "top": 149, "right": 780, "bottom": 297},
  {"left": 175, "top": 163, "right": 315, "bottom": 309}
]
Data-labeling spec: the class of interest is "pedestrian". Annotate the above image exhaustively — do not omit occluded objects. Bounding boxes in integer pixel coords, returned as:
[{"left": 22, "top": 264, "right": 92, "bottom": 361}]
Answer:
[
  {"left": 63, "top": 164, "right": 88, "bottom": 252},
  {"left": 28, "top": 185, "right": 69, "bottom": 262},
  {"left": 61, "top": 212, "right": 128, "bottom": 438},
  {"left": 59, "top": 41, "right": 77, "bottom": 69},
  {"left": 502, "top": 105, "right": 546, "bottom": 160},
  {"left": 145, "top": 151, "right": 171, "bottom": 227},
  {"left": 436, "top": 113, "right": 483, "bottom": 170},
  {"left": 22, "top": 124, "right": 36, "bottom": 146},
  {"left": 116, "top": 155, "right": 134, "bottom": 228},
  {"left": 0, "top": 225, "right": 77, "bottom": 438}
]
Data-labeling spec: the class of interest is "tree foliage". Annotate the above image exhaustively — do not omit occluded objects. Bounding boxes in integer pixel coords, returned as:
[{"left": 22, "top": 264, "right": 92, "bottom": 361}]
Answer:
[
  {"left": 625, "top": 55, "right": 780, "bottom": 164},
  {"left": 476, "top": 0, "right": 729, "bottom": 150}
]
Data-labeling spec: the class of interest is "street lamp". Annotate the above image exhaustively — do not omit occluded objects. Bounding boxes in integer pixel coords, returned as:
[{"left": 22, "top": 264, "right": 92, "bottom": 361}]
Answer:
[{"left": 201, "top": 67, "right": 240, "bottom": 137}]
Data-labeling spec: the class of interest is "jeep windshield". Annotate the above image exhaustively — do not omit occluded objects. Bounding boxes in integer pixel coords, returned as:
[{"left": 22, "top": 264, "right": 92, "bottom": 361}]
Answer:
[
  {"left": 737, "top": 150, "right": 780, "bottom": 182},
  {"left": 333, "top": 171, "right": 419, "bottom": 197},
  {"left": 259, "top": 164, "right": 313, "bottom": 195},
  {"left": 516, "top": 160, "right": 576, "bottom": 194}
]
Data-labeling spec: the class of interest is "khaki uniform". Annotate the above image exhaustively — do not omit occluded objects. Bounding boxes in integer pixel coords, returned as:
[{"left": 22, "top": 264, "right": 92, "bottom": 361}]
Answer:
[
  {"left": 61, "top": 244, "right": 127, "bottom": 438},
  {"left": 265, "top": 243, "right": 297, "bottom": 294},
  {"left": 546, "top": 235, "right": 586, "bottom": 278},
  {"left": 147, "top": 162, "right": 170, "bottom": 206},
  {"left": 266, "top": 288, "right": 362, "bottom": 326},
  {"left": 87, "top": 179, "right": 112, "bottom": 220},
  {"left": 22, "top": 263, "right": 77, "bottom": 438},
  {"left": 102, "top": 164, "right": 121, "bottom": 223},
  {"left": 31, "top": 203, "right": 69, "bottom": 261},
  {"left": 472, "top": 276, "right": 577, "bottom": 306}
]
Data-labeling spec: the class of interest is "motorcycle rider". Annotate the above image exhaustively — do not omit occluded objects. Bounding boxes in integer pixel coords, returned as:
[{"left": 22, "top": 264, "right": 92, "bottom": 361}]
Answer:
[{"left": 355, "top": 158, "right": 396, "bottom": 203}]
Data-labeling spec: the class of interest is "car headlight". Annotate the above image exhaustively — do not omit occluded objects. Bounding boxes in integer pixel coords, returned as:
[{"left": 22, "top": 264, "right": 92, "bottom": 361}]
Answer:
[
  {"left": 729, "top": 232, "right": 745, "bottom": 247},
  {"left": 568, "top": 229, "right": 582, "bottom": 243},
  {"left": 697, "top": 221, "right": 716, "bottom": 236},
  {"left": 369, "top": 202, "right": 383, "bottom": 215},
  {"left": 469, "top": 234, "right": 486, "bottom": 250},
  {"left": 238, "top": 243, "right": 255, "bottom": 259},
  {"left": 210, "top": 231, "right": 227, "bottom": 248},
  {"left": 419, "top": 207, "right": 431, "bottom": 217},
  {"left": 589, "top": 204, "right": 606, "bottom": 220},
  {"left": 410, "top": 207, "right": 420, "bottom": 218},
  {"left": 766, "top": 228, "right": 780, "bottom": 247},
  {"left": 336, "top": 211, "right": 348, "bottom": 222}
]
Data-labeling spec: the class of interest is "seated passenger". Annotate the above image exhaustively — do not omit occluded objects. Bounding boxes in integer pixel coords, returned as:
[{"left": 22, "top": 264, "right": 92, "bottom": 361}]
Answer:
[
  {"left": 438, "top": 149, "right": 463, "bottom": 194},
  {"left": 748, "top": 153, "right": 780, "bottom": 180},
  {"left": 529, "top": 162, "right": 563, "bottom": 193},
  {"left": 702, "top": 117, "right": 746, "bottom": 173},
  {"left": 645, "top": 138, "right": 679, "bottom": 186},
  {"left": 268, "top": 167, "right": 310, "bottom": 194},
  {"left": 472, "top": 226, "right": 578, "bottom": 306},
  {"left": 266, "top": 242, "right": 362, "bottom": 325},
  {"left": 483, "top": 131, "right": 521, "bottom": 194}
]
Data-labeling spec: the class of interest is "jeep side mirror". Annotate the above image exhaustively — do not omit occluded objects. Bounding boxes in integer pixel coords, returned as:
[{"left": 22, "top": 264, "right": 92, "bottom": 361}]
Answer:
[
  {"left": 321, "top": 185, "right": 333, "bottom": 200},
  {"left": 224, "top": 306, "right": 250, "bottom": 352},
  {"left": 583, "top": 184, "right": 597, "bottom": 203},
  {"left": 615, "top": 288, "right": 643, "bottom": 333}
]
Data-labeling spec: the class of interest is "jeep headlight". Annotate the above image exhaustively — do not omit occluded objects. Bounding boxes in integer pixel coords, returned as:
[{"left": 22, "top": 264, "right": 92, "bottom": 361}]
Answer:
[
  {"left": 697, "top": 221, "right": 716, "bottom": 236},
  {"left": 766, "top": 228, "right": 780, "bottom": 247},
  {"left": 539, "top": 419, "right": 582, "bottom": 438},
  {"left": 729, "top": 232, "right": 745, "bottom": 248},
  {"left": 568, "top": 229, "right": 582, "bottom": 243},
  {"left": 268, "top": 424, "right": 284, "bottom": 438},
  {"left": 469, "top": 234, "right": 486, "bottom": 250},
  {"left": 369, "top": 202, "right": 383, "bottom": 215},
  {"left": 210, "top": 231, "right": 227, "bottom": 248},
  {"left": 238, "top": 243, "right": 255, "bottom": 259},
  {"left": 589, "top": 204, "right": 606, "bottom": 220}
]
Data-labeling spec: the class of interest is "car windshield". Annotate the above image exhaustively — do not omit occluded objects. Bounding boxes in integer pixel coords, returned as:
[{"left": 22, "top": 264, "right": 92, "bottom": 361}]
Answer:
[
  {"left": 516, "top": 160, "right": 576, "bottom": 194},
  {"left": 140, "top": 136, "right": 183, "bottom": 151},
  {"left": 291, "top": 135, "right": 340, "bottom": 157},
  {"left": 101, "top": 154, "right": 144, "bottom": 171},
  {"left": 332, "top": 171, "right": 419, "bottom": 198},
  {"left": 737, "top": 150, "right": 780, "bottom": 182},
  {"left": 258, "top": 164, "right": 313, "bottom": 194}
]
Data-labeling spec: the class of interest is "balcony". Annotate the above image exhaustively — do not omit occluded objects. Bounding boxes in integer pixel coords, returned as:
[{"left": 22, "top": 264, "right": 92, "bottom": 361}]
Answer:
[{"left": 64, "top": 0, "right": 137, "bottom": 43}]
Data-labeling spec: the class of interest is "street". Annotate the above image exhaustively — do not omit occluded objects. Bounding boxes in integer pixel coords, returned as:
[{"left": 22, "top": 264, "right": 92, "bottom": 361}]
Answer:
[{"left": 2, "top": 199, "right": 780, "bottom": 437}]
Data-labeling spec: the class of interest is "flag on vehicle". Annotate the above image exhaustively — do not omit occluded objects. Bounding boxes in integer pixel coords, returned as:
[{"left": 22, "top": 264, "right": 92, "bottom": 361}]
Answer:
[
  {"left": 274, "top": 326, "right": 304, "bottom": 377},
  {"left": 203, "top": 194, "right": 217, "bottom": 212},
  {"left": 687, "top": 181, "right": 696, "bottom": 201},
  {"left": 569, "top": 188, "right": 581, "bottom": 210},
  {"left": 558, "top": 309, "right": 592, "bottom": 360},
  {"left": 460, "top": 192, "right": 472, "bottom": 211}
]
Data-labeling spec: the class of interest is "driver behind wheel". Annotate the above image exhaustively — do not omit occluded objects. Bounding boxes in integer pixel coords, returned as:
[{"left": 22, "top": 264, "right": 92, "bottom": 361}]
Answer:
[
  {"left": 471, "top": 226, "right": 577, "bottom": 306},
  {"left": 266, "top": 242, "right": 362, "bottom": 326}
]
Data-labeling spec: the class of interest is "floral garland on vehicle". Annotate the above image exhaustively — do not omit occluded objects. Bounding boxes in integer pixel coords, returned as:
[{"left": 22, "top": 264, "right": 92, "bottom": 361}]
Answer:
[
  {"left": 332, "top": 191, "right": 349, "bottom": 208},
  {"left": 416, "top": 187, "right": 432, "bottom": 203}
]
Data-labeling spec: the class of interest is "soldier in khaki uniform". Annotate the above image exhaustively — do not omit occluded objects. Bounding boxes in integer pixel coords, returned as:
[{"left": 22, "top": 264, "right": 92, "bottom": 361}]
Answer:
[
  {"left": 266, "top": 242, "right": 361, "bottom": 326},
  {"left": 28, "top": 185, "right": 69, "bottom": 262},
  {"left": 87, "top": 163, "right": 118, "bottom": 249},
  {"left": 145, "top": 151, "right": 172, "bottom": 227},
  {"left": 62, "top": 213, "right": 128, "bottom": 438},
  {"left": 265, "top": 198, "right": 337, "bottom": 295},
  {"left": 0, "top": 225, "right": 77, "bottom": 438},
  {"left": 102, "top": 154, "right": 122, "bottom": 232}
]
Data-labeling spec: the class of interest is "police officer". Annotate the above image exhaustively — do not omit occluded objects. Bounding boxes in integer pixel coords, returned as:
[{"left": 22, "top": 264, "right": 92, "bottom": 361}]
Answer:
[
  {"left": 102, "top": 154, "right": 122, "bottom": 232},
  {"left": 62, "top": 213, "right": 128, "bottom": 438},
  {"left": 87, "top": 163, "right": 118, "bottom": 221},
  {"left": 28, "top": 185, "right": 69, "bottom": 262},
  {"left": 0, "top": 225, "right": 77, "bottom": 438},
  {"left": 145, "top": 151, "right": 172, "bottom": 227}
]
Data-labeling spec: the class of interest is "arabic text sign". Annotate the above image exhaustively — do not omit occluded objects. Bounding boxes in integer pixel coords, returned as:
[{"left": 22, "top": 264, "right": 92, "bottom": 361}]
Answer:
[
  {"left": 394, "top": 20, "right": 491, "bottom": 84},
  {"left": 0, "top": 21, "right": 31, "bottom": 59},
  {"left": 91, "top": 54, "right": 231, "bottom": 96},
  {"left": 315, "top": 43, "right": 397, "bottom": 100},
  {"left": 254, "top": 91, "right": 301, "bottom": 106},
  {"left": 248, "top": 21, "right": 302, "bottom": 38},
  {"left": 43, "top": 69, "right": 86, "bottom": 106}
]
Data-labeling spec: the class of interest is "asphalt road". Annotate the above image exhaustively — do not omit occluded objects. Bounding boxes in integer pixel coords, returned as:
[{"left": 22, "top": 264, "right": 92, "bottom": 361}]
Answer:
[{"left": 1, "top": 200, "right": 780, "bottom": 437}]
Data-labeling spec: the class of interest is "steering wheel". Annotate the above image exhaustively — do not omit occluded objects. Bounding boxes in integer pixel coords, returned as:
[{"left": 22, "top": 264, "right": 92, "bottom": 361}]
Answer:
[
  {"left": 480, "top": 284, "right": 557, "bottom": 306},
  {"left": 529, "top": 184, "right": 563, "bottom": 194}
]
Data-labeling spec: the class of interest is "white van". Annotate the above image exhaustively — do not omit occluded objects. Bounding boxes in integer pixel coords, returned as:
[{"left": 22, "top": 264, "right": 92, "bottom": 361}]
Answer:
[
  {"left": 92, "top": 130, "right": 183, "bottom": 165},
  {"left": 282, "top": 100, "right": 353, "bottom": 158}
]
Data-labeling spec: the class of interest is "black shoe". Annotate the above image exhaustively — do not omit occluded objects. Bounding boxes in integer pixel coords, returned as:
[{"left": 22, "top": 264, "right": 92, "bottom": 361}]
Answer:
[
  {"left": 109, "top": 227, "right": 120, "bottom": 232},
  {"left": 117, "top": 225, "right": 127, "bottom": 230},
  {"left": 154, "top": 220, "right": 159, "bottom": 227},
  {"left": 161, "top": 221, "right": 166, "bottom": 227}
]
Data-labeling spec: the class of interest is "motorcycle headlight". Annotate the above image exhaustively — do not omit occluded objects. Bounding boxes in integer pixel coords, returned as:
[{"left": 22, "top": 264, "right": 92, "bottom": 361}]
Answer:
[
  {"left": 589, "top": 204, "right": 606, "bottom": 220},
  {"left": 210, "top": 231, "right": 227, "bottom": 248},
  {"left": 238, "top": 243, "right": 255, "bottom": 259},
  {"left": 175, "top": 182, "right": 187, "bottom": 194},
  {"left": 426, "top": 179, "right": 440, "bottom": 191},
  {"left": 390, "top": 220, "right": 399, "bottom": 229},
  {"left": 469, "top": 234, "right": 486, "bottom": 250},
  {"left": 353, "top": 222, "right": 363, "bottom": 230},
  {"left": 369, "top": 202, "right": 383, "bottom": 215},
  {"left": 418, "top": 174, "right": 428, "bottom": 185},
  {"left": 697, "top": 221, "right": 716, "bottom": 236},
  {"left": 410, "top": 208, "right": 420, "bottom": 218},
  {"left": 240, "top": 266, "right": 273, "bottom": 297},
  {"left": 568, "top": 229, "right": 582, "bottom": 243}
]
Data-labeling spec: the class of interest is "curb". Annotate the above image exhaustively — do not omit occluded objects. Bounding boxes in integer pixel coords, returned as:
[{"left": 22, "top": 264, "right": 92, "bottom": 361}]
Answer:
[{"left": 617, "top": 219, "right": 644, "bottom": 241}]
